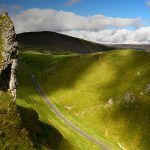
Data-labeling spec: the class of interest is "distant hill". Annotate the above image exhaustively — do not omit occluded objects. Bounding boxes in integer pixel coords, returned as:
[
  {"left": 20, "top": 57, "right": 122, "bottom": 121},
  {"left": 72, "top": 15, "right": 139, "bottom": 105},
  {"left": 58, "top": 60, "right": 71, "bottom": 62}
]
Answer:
[
  {"left": 113, "top": 44, "right": 150, "bottom": 51},
  {"left": 16, "top": 31, "right": 116, "bottom": 54}
]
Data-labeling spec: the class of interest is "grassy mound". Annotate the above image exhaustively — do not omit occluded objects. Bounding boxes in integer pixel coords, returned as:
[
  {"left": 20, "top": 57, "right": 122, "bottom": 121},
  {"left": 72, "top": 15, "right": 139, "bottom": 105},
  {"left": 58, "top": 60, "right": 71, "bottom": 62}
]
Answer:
[
  {"left": 16, "top": 31, "right": 116, "bottom": 54},
  {"left": 18, "top": 49, "right": 150, "bottom": 150}
]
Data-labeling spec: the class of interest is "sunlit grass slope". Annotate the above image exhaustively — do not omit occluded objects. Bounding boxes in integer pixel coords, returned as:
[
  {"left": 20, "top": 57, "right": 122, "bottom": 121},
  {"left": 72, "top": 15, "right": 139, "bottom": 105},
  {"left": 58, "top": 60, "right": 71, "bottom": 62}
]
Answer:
[
  {"left": 18, "top": 50, "right": 150, "bottom": 150},
  {"left": 17, "top": 60, "right": 104, "bottom": 150}
]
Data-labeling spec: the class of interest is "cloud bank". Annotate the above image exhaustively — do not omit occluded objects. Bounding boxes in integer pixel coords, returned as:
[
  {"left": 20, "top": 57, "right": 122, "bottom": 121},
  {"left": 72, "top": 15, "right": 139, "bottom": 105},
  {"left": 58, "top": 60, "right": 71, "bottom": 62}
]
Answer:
[
  {"left": 11, "top": 8, "right": 150, "bottom": 44},
  {"left": 62, "top": 27, "right": 150, "bottom": 44},
  {"left": 12, "top": 8, "right": 142, "bottom": 33}
]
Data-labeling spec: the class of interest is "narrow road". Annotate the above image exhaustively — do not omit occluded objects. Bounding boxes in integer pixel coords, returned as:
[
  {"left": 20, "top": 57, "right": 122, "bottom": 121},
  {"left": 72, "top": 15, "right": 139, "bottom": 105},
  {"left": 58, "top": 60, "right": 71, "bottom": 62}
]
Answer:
[{"left": 30, "top": 73, "right": 112, "bottom": 150}]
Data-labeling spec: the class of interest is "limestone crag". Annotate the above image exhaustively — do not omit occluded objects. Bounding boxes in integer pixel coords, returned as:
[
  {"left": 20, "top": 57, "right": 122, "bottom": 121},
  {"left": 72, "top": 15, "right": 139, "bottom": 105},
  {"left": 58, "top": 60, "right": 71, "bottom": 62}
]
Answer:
[{"left": 0, "top": 12, "right": 18, "bottom": 101}]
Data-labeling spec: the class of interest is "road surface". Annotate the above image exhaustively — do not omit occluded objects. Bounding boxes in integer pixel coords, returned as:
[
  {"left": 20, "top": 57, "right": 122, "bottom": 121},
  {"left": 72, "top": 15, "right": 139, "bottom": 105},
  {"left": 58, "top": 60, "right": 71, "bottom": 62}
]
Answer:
[{"left": 30, "top": 73, "right": 112, "bottom": 150}]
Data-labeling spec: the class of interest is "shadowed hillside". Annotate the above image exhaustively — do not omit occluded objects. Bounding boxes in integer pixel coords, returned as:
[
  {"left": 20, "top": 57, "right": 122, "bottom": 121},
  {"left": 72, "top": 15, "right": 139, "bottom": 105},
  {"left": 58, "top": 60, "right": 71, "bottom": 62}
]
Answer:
[{"left": 17, "top": 31, "right": 116, "bottom": 54}]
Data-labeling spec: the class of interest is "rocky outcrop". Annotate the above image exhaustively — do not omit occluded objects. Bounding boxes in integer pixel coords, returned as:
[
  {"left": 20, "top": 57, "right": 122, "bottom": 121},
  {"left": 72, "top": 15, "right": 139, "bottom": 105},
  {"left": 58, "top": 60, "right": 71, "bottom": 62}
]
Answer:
[{"left": 0, "top": 12, "right": 18, "bottom": 101}]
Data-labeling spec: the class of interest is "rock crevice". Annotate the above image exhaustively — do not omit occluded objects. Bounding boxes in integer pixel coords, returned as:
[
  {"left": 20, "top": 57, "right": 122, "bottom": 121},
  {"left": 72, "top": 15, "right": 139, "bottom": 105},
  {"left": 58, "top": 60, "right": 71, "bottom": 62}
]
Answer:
[{"left": 0, "top": 12, "right": 18, "bottom": 101}]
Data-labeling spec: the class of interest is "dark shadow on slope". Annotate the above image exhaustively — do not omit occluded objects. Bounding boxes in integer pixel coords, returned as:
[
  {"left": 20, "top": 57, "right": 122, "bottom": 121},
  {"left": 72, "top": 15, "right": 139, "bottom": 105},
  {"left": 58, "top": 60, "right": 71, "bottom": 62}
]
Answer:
[
  {"left": 17, "top": 31, "right": 116, "bottom": 54},
  {"left": 17, "top": 106, "right": 63, "bottom": 149}
]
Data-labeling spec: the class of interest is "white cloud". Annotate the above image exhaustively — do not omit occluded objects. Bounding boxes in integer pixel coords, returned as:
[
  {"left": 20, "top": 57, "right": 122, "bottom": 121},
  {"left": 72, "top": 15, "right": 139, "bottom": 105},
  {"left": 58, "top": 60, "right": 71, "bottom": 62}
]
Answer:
[
  {"left": 66, "top": 0, "right": 81, "bottom": 6},
  {"left": 11, "top": 8, "right": 150, "bottom": 44},
  {"left": 61, "top": 27, "right": 150, "bottom": 44},
  {"left": 12, "top": 8, "right": 142, "bottom": 33}
]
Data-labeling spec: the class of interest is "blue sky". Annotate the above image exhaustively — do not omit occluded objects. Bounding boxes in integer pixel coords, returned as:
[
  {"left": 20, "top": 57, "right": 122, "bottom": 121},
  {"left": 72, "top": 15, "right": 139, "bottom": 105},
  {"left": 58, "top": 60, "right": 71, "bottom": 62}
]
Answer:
[
  {"left": 1, "top": 0, "right": 150, "bottom": 44},
  {"left": 1, "top": 0, "right": 150, "bottom": 18}
]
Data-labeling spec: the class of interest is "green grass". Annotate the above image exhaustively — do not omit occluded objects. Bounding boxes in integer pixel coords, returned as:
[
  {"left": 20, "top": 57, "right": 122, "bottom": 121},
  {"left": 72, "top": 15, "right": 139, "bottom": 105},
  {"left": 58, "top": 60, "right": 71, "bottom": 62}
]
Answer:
[
  {"left": 0, "top": 91, "right": 33, "bottom": 149},
  {"left": 18, "top": 49, "right": 150, "bottom": 150},
  {"left": 17, "top": 105, "right": 63, "bottom": 150},
  {"left": 17, "top": 65, "right": 104, "bottom": 150}
]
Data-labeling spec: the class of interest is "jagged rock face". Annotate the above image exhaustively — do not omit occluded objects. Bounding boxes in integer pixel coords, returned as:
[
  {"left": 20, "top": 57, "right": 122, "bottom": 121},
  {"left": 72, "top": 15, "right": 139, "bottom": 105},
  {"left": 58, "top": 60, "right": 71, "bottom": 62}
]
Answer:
[{"left": 0, "top": 12, "right": 18, "bottom": 101}]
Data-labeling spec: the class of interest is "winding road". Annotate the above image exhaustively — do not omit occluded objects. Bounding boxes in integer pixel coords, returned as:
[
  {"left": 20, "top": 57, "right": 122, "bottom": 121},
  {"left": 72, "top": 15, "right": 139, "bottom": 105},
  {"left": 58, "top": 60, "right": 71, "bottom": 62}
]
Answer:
[{"left": 30, "top": 73, "right": 112, "bottom": 150}]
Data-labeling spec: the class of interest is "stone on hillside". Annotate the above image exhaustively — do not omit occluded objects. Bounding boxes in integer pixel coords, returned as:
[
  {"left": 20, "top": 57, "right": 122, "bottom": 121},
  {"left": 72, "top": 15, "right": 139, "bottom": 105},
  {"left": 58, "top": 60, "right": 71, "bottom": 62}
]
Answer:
[
  {"left": 105, "top": 98, "right": 114, "bottom": 108},
  {"left": 146, "top": 83, "right": 150, "bottom": 93},
  {"left": 123, "top": 91, "right": 135, "bottom": 105}
]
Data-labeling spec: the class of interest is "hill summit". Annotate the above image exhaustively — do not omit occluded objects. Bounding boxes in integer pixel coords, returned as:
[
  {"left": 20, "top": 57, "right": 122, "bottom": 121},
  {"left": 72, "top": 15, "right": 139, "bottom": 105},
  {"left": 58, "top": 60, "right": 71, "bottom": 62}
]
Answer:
[{"left": 17, "top": 31, "right": 116, "bottom": 54}]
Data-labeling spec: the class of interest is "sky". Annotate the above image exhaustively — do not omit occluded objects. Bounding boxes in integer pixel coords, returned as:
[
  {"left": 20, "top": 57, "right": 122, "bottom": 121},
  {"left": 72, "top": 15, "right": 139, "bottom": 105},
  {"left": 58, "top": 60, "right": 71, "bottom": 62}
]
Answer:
[{"left": 0, "top": 0, "right": 150, "bottom": 44}]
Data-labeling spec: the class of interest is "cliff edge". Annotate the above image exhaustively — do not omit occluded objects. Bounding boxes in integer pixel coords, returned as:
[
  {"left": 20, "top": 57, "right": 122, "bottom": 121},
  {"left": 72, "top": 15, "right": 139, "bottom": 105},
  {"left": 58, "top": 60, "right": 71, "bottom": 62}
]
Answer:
[
  {"left": 0, "top": 13, "right": 33, "bottom": 149},
  {"left": 0, "top": 12, "right": 17, "bottom": 101}
]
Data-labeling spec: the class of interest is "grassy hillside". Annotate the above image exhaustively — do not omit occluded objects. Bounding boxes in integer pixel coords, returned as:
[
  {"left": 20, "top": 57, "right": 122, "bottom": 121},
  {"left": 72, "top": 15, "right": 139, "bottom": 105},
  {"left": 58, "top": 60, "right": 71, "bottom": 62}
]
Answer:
[
  {"left": 0, "top": 92, "right": 34, "bottom": 149},
  {"left": 16, "top": 31, "right": 116, "bottom": 54},
  {"left": 17, "top": 57, "right": 105, "bottom": 150},
  {"left": 0, "top": 91, "right": 63, "bottom": 150},
  {"left": 0, "top": 13, "right": 64, "bottom": 150},
  {"left": 17, "top": 49, "right": 150, "bottom": 150},
  {"left": 0, "top": 71, "right": 63, "bottom": 149}
]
